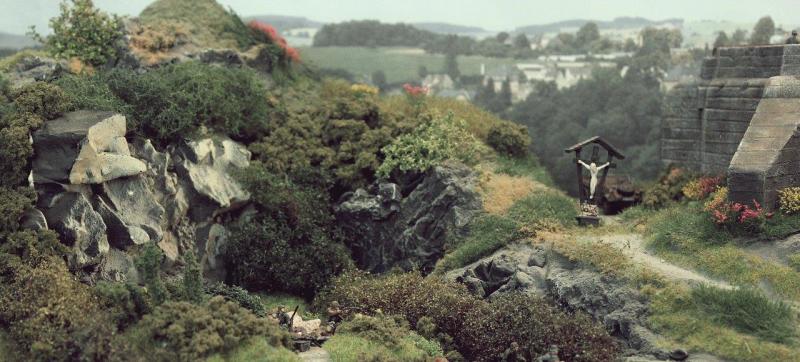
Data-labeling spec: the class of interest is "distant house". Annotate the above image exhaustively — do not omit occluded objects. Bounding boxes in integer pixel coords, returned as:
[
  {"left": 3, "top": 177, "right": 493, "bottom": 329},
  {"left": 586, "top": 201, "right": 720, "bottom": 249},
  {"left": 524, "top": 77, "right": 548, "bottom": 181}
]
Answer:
[
  {"left": 436, "top": 89, "right": 473, "bottom": 102},
  {"left": 422, "top": 74, "right": 455, "bottom": 93}
]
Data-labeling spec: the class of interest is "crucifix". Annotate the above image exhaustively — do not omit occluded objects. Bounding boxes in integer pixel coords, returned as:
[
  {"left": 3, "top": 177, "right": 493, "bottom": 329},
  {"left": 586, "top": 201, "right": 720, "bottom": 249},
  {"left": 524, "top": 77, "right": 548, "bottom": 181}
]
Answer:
[{"left": 564, "top": 136, "right": 625, "bottom": 226}]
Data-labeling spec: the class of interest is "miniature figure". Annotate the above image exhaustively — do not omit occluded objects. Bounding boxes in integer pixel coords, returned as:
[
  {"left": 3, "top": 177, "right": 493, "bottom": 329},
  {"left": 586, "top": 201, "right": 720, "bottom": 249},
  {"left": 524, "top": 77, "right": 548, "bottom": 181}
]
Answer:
[
  {"left": 500, "top": 341, "right": 527, "bottom": 361},
  {"left": 536, "top": 345, "right": 560, "bottom": 362},
  {"left": 275, "top": 305, "right": 292, "bottom": 329},
  {"left": 787, "top": 30, "right": 799, "bottom": 44}
]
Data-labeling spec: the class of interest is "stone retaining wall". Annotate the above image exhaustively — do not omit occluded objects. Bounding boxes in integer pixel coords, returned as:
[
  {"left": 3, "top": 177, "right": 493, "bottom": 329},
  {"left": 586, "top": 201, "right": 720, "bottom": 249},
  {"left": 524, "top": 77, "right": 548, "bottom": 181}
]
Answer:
[{"left": 660, "top": 44, "right": 800, "bottom": 209}]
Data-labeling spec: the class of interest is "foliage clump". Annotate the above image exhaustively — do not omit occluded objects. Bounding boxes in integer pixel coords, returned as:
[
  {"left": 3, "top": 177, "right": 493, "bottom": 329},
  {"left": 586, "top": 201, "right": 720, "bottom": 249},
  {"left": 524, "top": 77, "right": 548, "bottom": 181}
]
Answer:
[
  {"left": 122, "top": 296, "right": 291, "bottom": 361},
  {"left": 31, "top": 0, "right": 124, "bottom": 66},
  {"left": 225, "top": 162, "right": 353, "bottom": 298},
  {"left": 205, "top": 282, "right": 266, "bottom": 317},
  {"left": 0, "top": 256, "right": 118, "bottom": 361},
  {"left": 682, "top": 176, "right": 723, "bottom": 201},
  {"left": 486, "top": 121, "right": 530, "bottom": 157},
  {"left": 378, "top": 113, "right": 482, "bottom": 177},
  {"left": 326, "top": 313, "right": 441, "bottom": 361},
  {"left": 315, "top": 272, "right": 619, "bottom": 361},
  {"left": 778, "top": 187, "right": 800, "bottom": 215},
  {"left": 642, "top": 166, "right": 692, "bottom": 209}
]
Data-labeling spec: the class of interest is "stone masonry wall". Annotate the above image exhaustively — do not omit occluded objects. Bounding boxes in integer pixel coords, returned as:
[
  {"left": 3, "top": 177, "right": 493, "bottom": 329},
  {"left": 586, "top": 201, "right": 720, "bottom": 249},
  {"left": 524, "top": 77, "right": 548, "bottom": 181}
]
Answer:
[{"left": 661, "top": 44, "right": 800, "bottom": 209}]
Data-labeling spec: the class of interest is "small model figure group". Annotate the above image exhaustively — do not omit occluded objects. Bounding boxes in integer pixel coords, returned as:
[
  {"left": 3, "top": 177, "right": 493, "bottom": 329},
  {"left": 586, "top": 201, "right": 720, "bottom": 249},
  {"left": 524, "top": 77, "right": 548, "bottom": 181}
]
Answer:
[{"left": 500, "top": 342, "right": 561, "bottom": 362}]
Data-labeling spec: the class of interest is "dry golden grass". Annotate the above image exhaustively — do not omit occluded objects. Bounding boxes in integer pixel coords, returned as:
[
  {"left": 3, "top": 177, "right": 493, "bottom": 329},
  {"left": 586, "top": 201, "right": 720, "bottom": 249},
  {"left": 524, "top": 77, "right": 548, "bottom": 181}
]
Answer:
[{"left": 479, "top": 168, "right": 544, "bottom": 215}]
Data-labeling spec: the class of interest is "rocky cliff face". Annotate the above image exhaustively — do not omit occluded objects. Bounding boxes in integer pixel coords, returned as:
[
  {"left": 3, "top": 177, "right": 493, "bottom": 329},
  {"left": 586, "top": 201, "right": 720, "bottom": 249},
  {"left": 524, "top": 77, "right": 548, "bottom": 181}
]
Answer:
[
  {"left": 335, "top": 163, "right": 482, "bottom": 273},
  {"left": 30, "top": 110, "right": 251, "bottom": 282}
]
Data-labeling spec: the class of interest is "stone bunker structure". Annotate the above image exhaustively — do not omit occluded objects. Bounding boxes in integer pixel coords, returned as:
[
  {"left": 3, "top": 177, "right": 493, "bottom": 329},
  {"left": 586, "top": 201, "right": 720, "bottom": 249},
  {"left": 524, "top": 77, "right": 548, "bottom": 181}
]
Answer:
[{"left": 661, "top": 44, "right": 800, "bottom": 209}]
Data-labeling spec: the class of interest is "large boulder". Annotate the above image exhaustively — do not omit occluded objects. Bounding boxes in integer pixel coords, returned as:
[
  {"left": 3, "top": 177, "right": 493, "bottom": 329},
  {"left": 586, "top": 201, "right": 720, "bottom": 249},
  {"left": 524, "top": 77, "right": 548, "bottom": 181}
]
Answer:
[
  {"left": 32, "top": 111, "right": 146, "bottom": 185},
  {"left": 175, "top": 138, "right": 251, "bottom": 221},
  {"left": 42, "top": 191, "right": 110, "bottom": 269},
  {"left": 336, "top": 162, "right": 481, "bottom": 273},
  {"left": 446, "top": 243, "right": 658, "bottom": 357}
]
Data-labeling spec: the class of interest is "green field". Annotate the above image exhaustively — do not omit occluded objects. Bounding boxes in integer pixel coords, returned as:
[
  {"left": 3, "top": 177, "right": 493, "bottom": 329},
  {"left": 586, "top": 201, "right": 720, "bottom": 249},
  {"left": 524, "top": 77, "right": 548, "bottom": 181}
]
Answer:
[{"left": 299, "top": 46, "right": 531, "bottom": 83}]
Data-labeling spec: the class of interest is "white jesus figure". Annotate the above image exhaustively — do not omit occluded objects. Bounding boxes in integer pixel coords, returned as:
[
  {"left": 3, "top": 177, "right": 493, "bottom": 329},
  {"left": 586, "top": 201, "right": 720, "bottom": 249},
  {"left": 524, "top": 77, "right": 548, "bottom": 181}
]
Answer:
[{"left": 578, "top": 160, "right": 610, "bottom": 200}]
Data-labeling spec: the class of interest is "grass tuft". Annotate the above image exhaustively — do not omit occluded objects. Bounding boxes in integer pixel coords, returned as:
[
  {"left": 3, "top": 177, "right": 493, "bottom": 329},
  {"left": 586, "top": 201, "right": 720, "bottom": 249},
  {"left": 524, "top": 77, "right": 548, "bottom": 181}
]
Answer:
[
  {"left": 691, "top": 285, "right": 795, "bottom": 344},
  {"left": 434, "top": 214, "right": 522, "bottom": 274}
]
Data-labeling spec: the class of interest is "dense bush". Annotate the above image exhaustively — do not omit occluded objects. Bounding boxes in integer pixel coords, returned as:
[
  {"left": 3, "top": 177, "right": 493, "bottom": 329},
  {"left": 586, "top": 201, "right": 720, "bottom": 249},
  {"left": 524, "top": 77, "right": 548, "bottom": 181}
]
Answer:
[
  {"left": 378, "top": 113, "right": 482, "bottom": 177},
  {"left": 0, "top": 187, "right": 35, "bottom": 234},
  {"left": 326, "top": 314, "right": 440, "bottom": 361},
  {"left": 32, "top": 0, "right": 124, "bottom": 66},
  {"left": 250, "top": 80, "right": 409, "bottom": 192},
  {"left": 315, "top": 272, "right": 619, "bottom": 361},
  {"left": 94, "top": 282, "right": 151, "bottom": 330},
  {"left": 225, "top": 162, "right": 353, "bottom": 298},
  {"left": 0, "top": 256, "right": 118, "bottom": 361},
  {"left": 100, "top": 62, "right": 270, "bottom": 142},
  {"left": 122, "top": 296, "right": 292, "bottom": 361},
  {"left": 642, "top": 166, "right": 692, "bottom": 209},
  {"left": 205, "top": 282, "right": 266, "bottom": 317},
  {"left": 487, "top": 121, "right": 530, "bottom": 157},
  {"left": 10, "top": 82, "right": 72, "bottom": 120},
  {"left": 682, "top": 176, "right": 723, "bottom": 201},
  {"left": 705, "top": 187, "right": 773, "bottom": 235},
  {"left": 54, "top": 73, "right": 131, "bottom": 114}
]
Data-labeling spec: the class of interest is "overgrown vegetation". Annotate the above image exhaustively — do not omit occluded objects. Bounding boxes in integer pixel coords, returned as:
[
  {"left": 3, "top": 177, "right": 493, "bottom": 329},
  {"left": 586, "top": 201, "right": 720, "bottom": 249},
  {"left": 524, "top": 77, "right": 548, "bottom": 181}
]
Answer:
[
  {"left": 30, "top": 0, "right": 124, "bottom": 66},
  {"left": 315, "top": 272, "right": 619, "bottom": 361},
  {"left": 325, "top": 314, "right": 442, "bottom": 361}
]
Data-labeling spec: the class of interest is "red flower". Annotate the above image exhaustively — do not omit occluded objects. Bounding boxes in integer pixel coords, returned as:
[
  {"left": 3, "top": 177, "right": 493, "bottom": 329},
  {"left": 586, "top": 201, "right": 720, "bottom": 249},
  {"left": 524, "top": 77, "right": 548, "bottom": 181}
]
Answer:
[
  {"left": 403, "top": 83, "right": 428, "bottom": 96},
  {"left": 248, "top": 20, "right": 301, "bottom": 63}
]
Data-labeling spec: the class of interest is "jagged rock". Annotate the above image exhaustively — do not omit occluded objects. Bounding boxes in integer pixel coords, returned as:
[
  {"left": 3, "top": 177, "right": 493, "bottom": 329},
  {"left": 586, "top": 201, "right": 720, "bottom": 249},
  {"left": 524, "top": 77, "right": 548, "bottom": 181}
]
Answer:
[
  {"left": 446, "top": 243, "right": 654, "bottom": 356},
  {"left": 196, "top": 223, "right": 229, "bottom": 281},
  {"left": 32, "top": 111, "right": 146, "bottom": 184},
  {"left": 336, "top": 162, "right": 481, "bottom": 273},
  {"left": 43, "top": 192, "right": 110, "bottom": 269},
  {"left": 97, "top": 248, "right": 139, "bottom": 283},
  {"left": 19, "top": 208, "right": 48, "bottom": 231},
  {"left": 176, "top": 138, "right": 250, "bottom": 221},
  {"left": 5, "top": 55, "right": 67, "bottom": 87}
]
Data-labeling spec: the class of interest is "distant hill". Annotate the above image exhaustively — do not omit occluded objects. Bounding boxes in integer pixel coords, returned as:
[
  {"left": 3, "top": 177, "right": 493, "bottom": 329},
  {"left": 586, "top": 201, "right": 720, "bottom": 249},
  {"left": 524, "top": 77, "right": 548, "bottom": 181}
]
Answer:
[
  {"left": 412, "top": 22, "right": 487, "bottom": 34},
  {"left": 245, "top": 15, "right": 323, "bottom": 31},
  {"left": 516, "top": 17, "right": 683, "bottom": 34},
  {"left": 0, "top": 32, "right": 37, "bottom": 49}
]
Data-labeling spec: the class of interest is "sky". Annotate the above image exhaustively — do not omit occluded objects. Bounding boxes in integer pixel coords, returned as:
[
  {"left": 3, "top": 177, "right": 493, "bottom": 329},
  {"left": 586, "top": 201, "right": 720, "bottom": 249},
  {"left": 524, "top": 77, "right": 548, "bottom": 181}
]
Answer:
[{"left": 0, "top": 0, "right": 796, "bottom": 35}]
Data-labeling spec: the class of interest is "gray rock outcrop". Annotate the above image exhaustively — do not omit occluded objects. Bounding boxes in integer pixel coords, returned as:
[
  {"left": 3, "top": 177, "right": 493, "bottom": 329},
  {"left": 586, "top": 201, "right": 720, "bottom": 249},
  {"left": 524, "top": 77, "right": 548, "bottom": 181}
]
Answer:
[
  {"left": 446, "top": 243, "right": 661, "bottom": 357},
  {"left": 31, "top": 111, "right": 250, "bottom": 280},
  {"left": 336, "top": 163, "right": 482, "bottom": 273},
  {"left": 32, "top": 111, "right": 146, "bottom": 184}
]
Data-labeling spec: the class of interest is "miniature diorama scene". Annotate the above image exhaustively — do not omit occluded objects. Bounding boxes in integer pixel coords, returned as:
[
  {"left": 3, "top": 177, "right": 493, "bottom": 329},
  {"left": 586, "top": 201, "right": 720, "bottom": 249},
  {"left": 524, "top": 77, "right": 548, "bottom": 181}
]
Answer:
[{"left": 2, "top": 0, "right": 800, "bottom": 361}]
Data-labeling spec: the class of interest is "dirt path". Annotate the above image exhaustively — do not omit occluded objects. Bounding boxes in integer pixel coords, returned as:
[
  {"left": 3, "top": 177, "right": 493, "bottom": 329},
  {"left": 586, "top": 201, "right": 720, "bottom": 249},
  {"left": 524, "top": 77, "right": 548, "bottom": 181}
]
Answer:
[
  {"left": 577, "top": 232, "right": 732, "bottom": 289},
  {"left": 298, "top": 346, "right": 331, "bottom": 362}
]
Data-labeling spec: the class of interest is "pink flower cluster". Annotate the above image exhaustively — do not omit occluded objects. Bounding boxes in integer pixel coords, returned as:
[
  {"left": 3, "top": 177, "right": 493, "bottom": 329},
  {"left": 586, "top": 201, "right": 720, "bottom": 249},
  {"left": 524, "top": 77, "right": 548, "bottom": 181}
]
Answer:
[
  {"left": 710, "top": 199, "right": 773, "bottom": 225},
  {"left": 248, "top": 21, "right": 301, "bottom": 63},
  {"left": 403, "top": 83, "right": 428, "bottom": 97}
]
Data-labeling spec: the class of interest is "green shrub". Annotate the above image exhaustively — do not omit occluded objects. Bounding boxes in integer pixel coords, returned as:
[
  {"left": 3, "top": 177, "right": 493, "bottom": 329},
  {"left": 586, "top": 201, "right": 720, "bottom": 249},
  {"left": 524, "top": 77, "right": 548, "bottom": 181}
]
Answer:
[
  {"left": 487, "top": 121, "right": 530, "bottom": 157},
  {"left": 326, "top": 314, "right": 436, "bottom": 361},
  {"left": 315, "top": 272, "right": 618, "bottom": 361},
  {"left": 0, "top": 229, "right": 68, "bottom": 267},
  {"left": 94, "top": 282, "right": 151, "bottom": 330},
  {"left": 226, "top": 162, "right": 353, "bottom": 297},
  {"left": 135, "top": 243, "right": 168, "bottom": 305},
  {"left": 103, "top": 62, "right": 269, "bottom": 142},
  {"left": 0, "top": 187, "right": 35, "bottom": 233},
  {"left": 225, "top": 216, "right": 353, "bottom": 298},
  {"left": 434, "top": 214, "right": 522, "bottom": 273},
  {"left": 54, "top": 73, "right": 131, "bottom": 114},
  {"left": 250, "top": 80, "right": 410, "bottom": 191},
  {"left": 10, "top": 82, "right": 71, "bottom": 120},
  {"left": 459, "top": 293, "right": 619, "bottom": 361},
  {"left": 378, "top": 112, "right": 482, "bottom": 177},
  {"left": 0, "top": 256, "right": 118, "bottom": 361},
  {"left": 690, "top": 285, "right": 795, "bottom": 344},
  {"left": 642, "top": 166, "right": 692, "bottom": 209},
  {"left": 506, "top": 191, "right": 578, "bottom": 230},
  {"left": 205, "top": 282, "right": 266, "bottom": 317},
  {"left": 31, "top": 0, "right": 124, "bottom": 66},
  {"left": 122, "top": 296, "right": 291, "bottom": 361},
  {"left": 0, "top": 126, "right": 33, "bottom": 187},
  {"left": 180, "top": 252, "right": 204, "bottom": 303}
]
